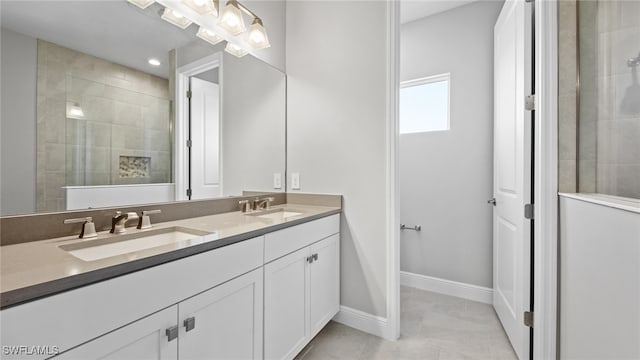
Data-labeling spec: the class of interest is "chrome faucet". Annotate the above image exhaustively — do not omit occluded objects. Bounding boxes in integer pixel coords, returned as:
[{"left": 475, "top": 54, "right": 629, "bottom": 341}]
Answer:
[
  {"left": 252, "top": 197, "right": 275, "bottom": 210},
  {"left": 110, "top": 211, "right": 139, "bottom": 234},
  {"left": 64, "top": 216, "right": 98, "bottom": 239}
]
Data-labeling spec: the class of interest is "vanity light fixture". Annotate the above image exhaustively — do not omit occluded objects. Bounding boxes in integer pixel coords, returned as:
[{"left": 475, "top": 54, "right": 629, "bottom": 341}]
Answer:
[
  {"left": 196, "top": 27, "right": 224, "bottom": 46},
  {"left": 148, "top": 58, "right": 161, "bottom": 66},
  {"left": 127, "top": 0, "right": 155, "bottom": 9},
  {"left": 161, "top": 8, "right": 193, "bottom": 29},
  {"left": 182, "top": 0, "right": 218, "bottom": 16},
  {"left": 218, "top": 0, "right": 245, "bottom": 35},
  {"left": 245, "top": 17, "right": 270, "bottom": 49},
  {"left": 67, "top": 102, "right": 85, "bottom": 119},
  {"left": 224, "top": 42, "right": 248, "bottom": 58},
  {"left": 152, "top": 0, "right": 270, "bottom": 57}
]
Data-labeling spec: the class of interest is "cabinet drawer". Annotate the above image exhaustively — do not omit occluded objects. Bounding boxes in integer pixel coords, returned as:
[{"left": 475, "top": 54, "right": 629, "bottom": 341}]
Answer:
[
  {"left": 264, "top": 214, "right": 340, "bottom": 263},
  {"left": 0, "top": 236, "right": 264, "bottom": 360}
]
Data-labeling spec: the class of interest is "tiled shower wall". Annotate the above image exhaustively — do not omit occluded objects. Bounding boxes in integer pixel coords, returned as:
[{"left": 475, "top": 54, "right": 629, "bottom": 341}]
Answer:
[
  {"left": 558, "top": 0, "right": 578, "bottom": 193},
  {"left": 589, "top": 1, "right": 640, "bottom": 198},
  {"left": 37, "top": 40, "right": 170, "bottom": 212},
  {"left": 558, "top": 0, "right": 640, "bottom": 199}
]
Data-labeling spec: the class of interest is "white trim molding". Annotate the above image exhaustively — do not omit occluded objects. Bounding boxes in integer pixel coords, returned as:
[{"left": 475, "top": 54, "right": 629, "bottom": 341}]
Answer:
[
  {"left": 386, "top": 0, "right": 401, "bottom": 342},
  {"left": 533, "top": 0, "right": 558, "bottom": 359},
  {"left": 333, "top": 306, "right": 393, "bottom": 340},
  {"left": 400, "top": 272, "right": 493, "bottom": 304}
]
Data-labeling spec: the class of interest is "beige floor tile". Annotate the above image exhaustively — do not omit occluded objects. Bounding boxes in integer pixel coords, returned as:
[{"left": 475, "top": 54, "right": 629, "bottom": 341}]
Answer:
[{"left": 297, "top": 287, "right": 517, "bottom": 360}]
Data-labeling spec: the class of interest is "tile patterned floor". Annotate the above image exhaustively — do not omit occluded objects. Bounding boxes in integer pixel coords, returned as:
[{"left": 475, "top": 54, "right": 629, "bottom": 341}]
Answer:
[{"left": 296, "top": 286, "right": 518, "bottom": 360}]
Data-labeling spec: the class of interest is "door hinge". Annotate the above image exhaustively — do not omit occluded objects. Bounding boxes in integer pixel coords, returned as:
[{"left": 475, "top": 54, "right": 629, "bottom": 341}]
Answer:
[
  {"left": 524, "top": 203, "right": 534, "bottom": 219},
  {"left": 525, "top": 94, "right": 536, "bottom": 111},
  {"left": 186, "top": 189, "right": 192, "bottom": 198},
  {"left": 186, "top": 139, "right": 192, "bottom": 148},
  {"left": 524, "top": 311, "right": 534, "bottom": 328},
  {"left": 524, "top": 94, "right": 536, "bottom": 111},
  {"left": 187, "top": 90, "right": 192, "bottom": 99}
]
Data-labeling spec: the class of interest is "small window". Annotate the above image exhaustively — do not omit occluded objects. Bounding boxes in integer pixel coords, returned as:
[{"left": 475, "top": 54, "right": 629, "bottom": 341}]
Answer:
[{"left": 399, "top": 73, "right": 450, "bottom": 134}]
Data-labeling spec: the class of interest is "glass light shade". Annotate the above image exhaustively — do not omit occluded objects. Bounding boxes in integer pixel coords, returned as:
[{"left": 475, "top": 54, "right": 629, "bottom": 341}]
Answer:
[
  {"left": 127, "top": 0, "right": 155, "bottom": 9},
  {"left": 218, "top": 0, "right": 245, "bottom": 35},
  {"left": 161, "top": 8, "right": 192, "bottom": 29},
  {"left": 181, "top": 0, "right": 218, "bottom": 16},
  {"left": 224, "top": 42, "right": 248, "bottom": 58},
  {"left": 245, "top": 17, "right": 270, "bottom": 49},
  {"left": 67, "top": 102, "right": 85, "bottom": 119},
  {"left": 196, "top": 27, "right": 224, "bottom": 46}
]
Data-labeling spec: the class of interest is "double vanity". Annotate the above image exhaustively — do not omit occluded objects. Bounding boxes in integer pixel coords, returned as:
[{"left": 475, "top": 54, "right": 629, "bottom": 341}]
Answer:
[{"left": 0, "top": 195, "right": 341, "bottom": 360}]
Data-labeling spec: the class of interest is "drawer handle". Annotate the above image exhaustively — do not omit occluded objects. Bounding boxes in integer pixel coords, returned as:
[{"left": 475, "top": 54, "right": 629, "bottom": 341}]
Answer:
[
  {"left": 166, "top": 325, "right": 178, "bottom": 342},
  {"left": 307, "top": 253, "right": 319, "bottom": 263},
  {"left": 184, "top": 317, "right": 196, "bottom": 332}
]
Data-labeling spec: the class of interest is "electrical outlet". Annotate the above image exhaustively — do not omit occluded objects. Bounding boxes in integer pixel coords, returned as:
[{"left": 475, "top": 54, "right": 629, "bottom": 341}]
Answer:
[
  {"left": 291, "top": 173, "right": 300, "bottom": 190},
  {"left": 273, "top": 173, "right": 282, "bottom": 189}
]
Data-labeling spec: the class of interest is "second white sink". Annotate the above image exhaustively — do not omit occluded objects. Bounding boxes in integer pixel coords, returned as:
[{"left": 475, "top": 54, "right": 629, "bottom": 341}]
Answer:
[
  {"left": 60, "top": 226, "right": 211, "bottom": 262},
  {"left": 246, "top": 208, "right": 303, "bottom": 221}
]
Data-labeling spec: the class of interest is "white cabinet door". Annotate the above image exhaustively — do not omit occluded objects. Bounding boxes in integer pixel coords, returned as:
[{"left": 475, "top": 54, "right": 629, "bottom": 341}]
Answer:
[
  {"left": 54, "top": 306, "right": 178, "bottom": 360},
  {"left": 264, "top": 234, "right": 341, "bottom": 360},
  {"left": 308, "top": 234, "right": 340, "bottom": 338},
  {"left": 178, "top": 268, "right": 263, "bottom": 360},
  {"left": 264, "top": 247, "right": 309, "bottom": 360}
]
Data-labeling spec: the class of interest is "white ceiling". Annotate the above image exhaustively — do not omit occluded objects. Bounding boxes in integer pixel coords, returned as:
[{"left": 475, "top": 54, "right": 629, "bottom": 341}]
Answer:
[
  {"left": 400, "top": 0, "right": 480, "bottom": 24},
  {"left": 2, "top": 0, "right": 483, "bottom": 76},
  {"left": 1, "top": 1, "right": 196, "bottom": 78}
]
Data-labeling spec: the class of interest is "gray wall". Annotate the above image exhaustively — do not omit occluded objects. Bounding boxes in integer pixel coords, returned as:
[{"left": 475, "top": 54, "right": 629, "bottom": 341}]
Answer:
[
  {"left": 286, "top": 1, "right": 389, "bottom": 317},
  {"left": 1, "top": 28, "right": 37, "bottom": 216},
  {"left": 399, "top": 1, "right": 503, "bottom": 288}
]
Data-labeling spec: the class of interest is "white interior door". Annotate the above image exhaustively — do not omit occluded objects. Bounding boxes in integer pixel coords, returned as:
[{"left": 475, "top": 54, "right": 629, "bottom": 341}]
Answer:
[
  {"left": 190, "top": 77, "right": 221, "bottom": 199},
  {"left": 493, "top": 0, "right": 532, "bottom": 359}
]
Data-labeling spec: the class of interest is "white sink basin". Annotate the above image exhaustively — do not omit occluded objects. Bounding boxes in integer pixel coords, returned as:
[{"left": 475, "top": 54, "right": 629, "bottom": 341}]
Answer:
[
  {"left": 246, "top": 208, "right": 303, "bottom": 221},
  {"left": 60, "top": 226, "right": 210, "bottom": 262}
]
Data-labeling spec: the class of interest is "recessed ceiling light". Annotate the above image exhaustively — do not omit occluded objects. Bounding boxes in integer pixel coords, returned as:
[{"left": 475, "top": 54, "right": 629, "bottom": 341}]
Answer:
[{"left": 148, "top": 58, "right": 161, "bottom": 66}]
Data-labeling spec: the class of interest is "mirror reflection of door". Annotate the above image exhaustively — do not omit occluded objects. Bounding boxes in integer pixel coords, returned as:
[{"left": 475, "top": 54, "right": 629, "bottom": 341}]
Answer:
[{"left": 189, "top": 69, "right": 221, "bottom": 200}]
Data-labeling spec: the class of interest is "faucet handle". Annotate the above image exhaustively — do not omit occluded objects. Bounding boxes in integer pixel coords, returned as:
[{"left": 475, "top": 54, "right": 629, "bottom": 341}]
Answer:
[
  {"left": 239, "top": 200, "right": 250, "bottom": 213},
  {"left": 64, "top": 217, "right": 97, "bottom": 239},
  {"left": 137, "top": 209, "right": 161, "bottom": 229},
  {"left": 263, "top": 197, "right": 275, "bottom": 209}
]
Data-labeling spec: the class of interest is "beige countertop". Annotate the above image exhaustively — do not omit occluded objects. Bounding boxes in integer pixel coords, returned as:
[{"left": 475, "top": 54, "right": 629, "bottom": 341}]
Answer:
[{"left": 0, "top": 204, "right": 340, "bottom": 309}]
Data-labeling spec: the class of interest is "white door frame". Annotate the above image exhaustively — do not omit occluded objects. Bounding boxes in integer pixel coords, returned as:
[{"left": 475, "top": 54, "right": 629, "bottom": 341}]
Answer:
[
  {"left": 386, "top": 0, "right": 558, "bottom": 356},
  {"left": 386, "top": 0, "right": 401, "bottom": 341},
  {"left": 532, "top": 1, "right": 558, "bottom": 359},
  {"left": 174, "top": 52, "right": 223, "bottom": 201}
]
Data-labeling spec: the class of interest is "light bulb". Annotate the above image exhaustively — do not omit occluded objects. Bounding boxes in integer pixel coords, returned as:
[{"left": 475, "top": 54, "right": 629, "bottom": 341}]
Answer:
[
  {"left": 245, "top": 17, "right": 270, "bottom": 49},
  {"left": 222, "top": 12, "right": 239, "bottom": 26},
  {"left": 218, "top": 0, "right": 245, "bottom": 35},
  {"left": 225, "top": 42, "right": 248, "bottom": 57},
  {"left": 250, "top": 30, "right": 265, "bottom": 43},
  {"left": 173, "top": 10, "right": 184, "bottom": 19}
]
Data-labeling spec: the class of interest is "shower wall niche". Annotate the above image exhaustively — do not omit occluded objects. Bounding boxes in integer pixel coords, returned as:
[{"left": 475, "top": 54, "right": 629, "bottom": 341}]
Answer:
[
  {"left": 577, "top": 0, "right": 640, "bottom": 199},
  {"left": 36, "top": 40, "right": 171, "bottom": 212}
]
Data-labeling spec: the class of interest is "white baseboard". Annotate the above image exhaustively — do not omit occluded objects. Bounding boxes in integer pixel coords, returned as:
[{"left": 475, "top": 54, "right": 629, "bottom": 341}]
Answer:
[
  {"left": 332, "top": 305, "right": 394, "bottom": 340},
  {"left": 400, "top": 271, "right": 493, "bottom": 304}
]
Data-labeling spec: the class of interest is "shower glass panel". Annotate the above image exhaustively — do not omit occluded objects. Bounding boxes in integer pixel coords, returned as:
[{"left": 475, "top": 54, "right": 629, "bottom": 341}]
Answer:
[
  {"left": 65, "top": 76, "right": 171, "bottom": 186},
  {"left": 578, "top": 0, "right": 640, "bottom": 199}
]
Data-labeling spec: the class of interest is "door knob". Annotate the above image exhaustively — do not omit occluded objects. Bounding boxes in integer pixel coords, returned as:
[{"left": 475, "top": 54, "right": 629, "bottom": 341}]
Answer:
[{"left": 487, "top": 198, "right": 497, "bottom": 206}]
